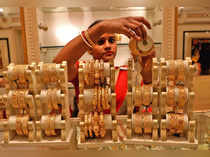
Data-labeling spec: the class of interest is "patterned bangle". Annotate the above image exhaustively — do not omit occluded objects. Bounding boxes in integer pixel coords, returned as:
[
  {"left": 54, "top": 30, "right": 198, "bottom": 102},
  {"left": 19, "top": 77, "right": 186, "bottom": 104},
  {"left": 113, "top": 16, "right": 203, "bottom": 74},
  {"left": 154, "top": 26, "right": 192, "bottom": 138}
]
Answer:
[
  {"left": 84, "top": 30, "right": 95, "bottom": 47},
  {"left": 80, "top": 31, "right": 94, "bottom": 50}
]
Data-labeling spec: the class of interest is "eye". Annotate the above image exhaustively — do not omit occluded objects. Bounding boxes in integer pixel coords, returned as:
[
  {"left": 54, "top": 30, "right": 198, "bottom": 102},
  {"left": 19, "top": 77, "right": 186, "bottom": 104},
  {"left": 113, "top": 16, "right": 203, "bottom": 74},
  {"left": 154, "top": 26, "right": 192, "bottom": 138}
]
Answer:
[
  {"left": 97, "top": 39, "right": 105, "bottom": 45},
  {"left": 108, "top": 37, "right": 115, "bottom": 43}
]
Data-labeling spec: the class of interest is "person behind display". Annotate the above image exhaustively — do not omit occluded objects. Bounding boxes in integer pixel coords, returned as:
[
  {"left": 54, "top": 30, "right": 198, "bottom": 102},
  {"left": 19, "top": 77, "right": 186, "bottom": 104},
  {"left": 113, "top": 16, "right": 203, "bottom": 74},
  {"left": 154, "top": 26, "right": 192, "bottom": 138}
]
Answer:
[{"left": 53, "top": 16, "right": 155, "bottom": 116}]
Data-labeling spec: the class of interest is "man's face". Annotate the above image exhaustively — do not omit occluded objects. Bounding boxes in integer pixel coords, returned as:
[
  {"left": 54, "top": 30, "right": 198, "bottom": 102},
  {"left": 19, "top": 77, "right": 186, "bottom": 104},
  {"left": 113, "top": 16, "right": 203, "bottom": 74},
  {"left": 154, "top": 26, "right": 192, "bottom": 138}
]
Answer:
[{"left": 91, "top": 33, "right": 117, "bottom": 62}]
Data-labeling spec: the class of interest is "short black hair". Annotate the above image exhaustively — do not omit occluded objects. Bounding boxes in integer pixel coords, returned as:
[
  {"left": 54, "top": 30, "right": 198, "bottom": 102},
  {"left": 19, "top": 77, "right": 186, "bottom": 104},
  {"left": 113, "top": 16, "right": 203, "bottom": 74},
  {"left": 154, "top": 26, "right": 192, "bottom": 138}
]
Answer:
[{"left": 88, "top": 20, "right": 103, "bottom": 29}]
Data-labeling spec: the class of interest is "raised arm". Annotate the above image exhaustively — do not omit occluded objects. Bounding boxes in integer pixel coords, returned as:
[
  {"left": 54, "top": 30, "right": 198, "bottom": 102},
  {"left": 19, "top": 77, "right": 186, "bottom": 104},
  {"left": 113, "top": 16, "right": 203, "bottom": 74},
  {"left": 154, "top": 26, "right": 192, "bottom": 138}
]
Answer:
[
  {"left": 53, "top": 16, "right": 151, "bottom": 81},
  {"left": 53, "top": 24, "right": 103, "bottom": 81}
]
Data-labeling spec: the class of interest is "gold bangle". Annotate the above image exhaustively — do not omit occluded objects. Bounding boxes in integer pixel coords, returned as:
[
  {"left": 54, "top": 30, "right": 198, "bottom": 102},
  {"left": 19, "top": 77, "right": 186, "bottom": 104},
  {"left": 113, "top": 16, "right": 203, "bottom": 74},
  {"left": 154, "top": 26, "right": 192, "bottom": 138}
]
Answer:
[
  {"left": 99, "top": 112, "right": 104, "bottom": 126},
  {"left": 94, "top": 60, "right": 100, "bottom": 85},
  {"left": 105, "top": 86, "right": 110, "bottom": 110},
  {"left": 89, "top": 60, "right": 95, "bottom": 87},
  {"left": 22, "top": 115, "right": 29, "bottom": 136},
  {"left": 93, "top": 124, "right": 100, "bottom": 137},
  {"left": 84, "top": 61, "right": 89, "bottom": 86},
  {"left": 134, "top": 114, "right": 142, "bottom": 134},
  {"left": 167, "top": 60, "right": 176, "bottom": 84},
  {"left": 144, "top": 114, "right": 152, "bottom": 131},
  {"left": 45, "top": 115, "right": 51, "bottom": 136},
  {"left": 176, "top": 60, "right": 185, "bottom": 83},
  {"left": 16, "top": 116, "right": 23, "bottom": 136},
  {"left": 142, "top": 86, "right": 151, "bottom": 106},
  {"left": 52, "top": 89, "right": 59, "bottom": 110},
  {"left": 135, "top": 87, "right": 142, "bottom": 107},
  {"left": 100, "top": 126, "right": 106, "bottom": 138},
  {"left": 99, "top": 60, "right": 105, "bottom": 84},
  {"left": 101, "top": 87, "right": 105, "bottom": 110},
  {"left": 18, "top": 90, "right": 25, "bottom": 109},
  {"left": 129, "top": 36, "right": 153, "bottom": 57},
  {"left": 97, "top": 86, "right": 102, "bottom": 112},
  {"left": 50, "top": 114, "right": 56, "bottom": 136},
  {"left": 178, "top": 87, "right": 187, "bottom": 109},
  {"left": 84, "top": 30, "right": 95, "bottom": 47},
  {"left": 167, "top": 87, "right": 175, "bottom": 108},
  {"left": 47, "top": 89, "right": 52, "bottom": 111},
  {"left": 12, "top": 90, "right": 18, "bottom": 109},
  {"left": 81, "top": 31, "right": 93, "bottom": 49},
  {"left": 92, "top": 86, "right": 97, "bottom": 111}
]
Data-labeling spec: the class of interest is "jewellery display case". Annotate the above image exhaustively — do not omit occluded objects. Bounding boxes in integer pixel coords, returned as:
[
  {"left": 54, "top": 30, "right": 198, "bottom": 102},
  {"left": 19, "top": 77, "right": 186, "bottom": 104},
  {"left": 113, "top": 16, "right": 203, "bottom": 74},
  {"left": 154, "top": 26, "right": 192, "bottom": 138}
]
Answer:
[
  {"left": 1, "top": 1, "right": 210, "bottom": 152},
  {"left": 0, "top": 61, "right": 73, "bottom": 146}
]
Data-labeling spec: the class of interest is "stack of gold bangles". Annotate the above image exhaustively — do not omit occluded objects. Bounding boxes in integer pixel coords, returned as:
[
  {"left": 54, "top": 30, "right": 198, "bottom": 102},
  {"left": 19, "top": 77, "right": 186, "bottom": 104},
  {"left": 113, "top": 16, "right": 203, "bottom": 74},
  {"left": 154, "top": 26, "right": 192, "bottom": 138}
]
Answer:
[
  {"left": 84, "top": 60, "right": 107, "bottom": 87},
  {"left": 166, "top": 87, "right": 176, "bottom": 112},
  {"left": 176, "top": 60, "right": 186, "bottom": 84},
  {"left": 84, "top": 112, "right": 106, "bottom": 138},
  {"left": 0, "top": 95, "right": 5, "bottom": 119},
  {"left": 134, "top": 114, "right": 143, "bottom": 134},
  {"left": 45, "top": 114, "right": 56, "bottom": 136},
  {"left": 12, "top": 90, "right": 18, "bottom": 109},
  {"left": 177, "top": 86, "right": 188, "bottom": 110},
  {"left": 167, "top": 60, "right": 176, "bottom": 86},
  {"left": 142, "top": 85, "right": 152, "bottom": 106},
  {"left": 167, "top": 113, "right": 185, "bottom": 135},
  {"left": 92, "top": 86, "right": 110, "bottom": 112},
  {"left": 143, "top": 114, "right": 152, "bottom": 134},
  {"left": 16, "top": 65, "right": 28, "bottom": 88},
  {"left": 47, "top": 89, "right": 52, "bottom": 111},
  {"left": 47, "top": 89, "right": 59, "bottom": 112},
  {"left": 16, "top": 115, "right": 29, "bottom": 136},
  {"left": 134, "top": 87, "right": 142, "bottom": 107},
  {"left": 51, "top": 88, "right": 59, "bottom": 110}
]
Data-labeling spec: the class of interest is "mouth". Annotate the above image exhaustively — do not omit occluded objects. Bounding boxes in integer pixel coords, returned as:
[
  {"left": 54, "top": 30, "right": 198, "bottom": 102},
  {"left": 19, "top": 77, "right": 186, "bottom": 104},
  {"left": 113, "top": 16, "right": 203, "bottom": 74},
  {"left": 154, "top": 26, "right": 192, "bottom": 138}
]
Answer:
[{"left": 103, "top": 51, "right": 114, "bottom": 57}]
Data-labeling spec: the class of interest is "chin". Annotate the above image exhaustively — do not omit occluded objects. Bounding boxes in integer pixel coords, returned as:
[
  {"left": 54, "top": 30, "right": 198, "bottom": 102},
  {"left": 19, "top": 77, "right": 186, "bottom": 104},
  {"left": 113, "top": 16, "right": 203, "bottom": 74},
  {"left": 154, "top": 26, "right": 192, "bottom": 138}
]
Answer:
[{"left": 103, "top": 57, "right": 114, "bottom": 62}]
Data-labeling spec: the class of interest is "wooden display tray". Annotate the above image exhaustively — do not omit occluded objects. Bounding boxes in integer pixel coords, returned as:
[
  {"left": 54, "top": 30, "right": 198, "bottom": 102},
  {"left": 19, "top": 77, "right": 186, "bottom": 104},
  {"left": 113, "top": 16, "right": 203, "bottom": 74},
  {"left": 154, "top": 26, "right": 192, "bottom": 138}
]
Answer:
[
  {"left": 124, "top": 135, "right": 198, "bottom": 148},
  {"left": 0, "top": 128, "right": 73, "bottom": 146}
]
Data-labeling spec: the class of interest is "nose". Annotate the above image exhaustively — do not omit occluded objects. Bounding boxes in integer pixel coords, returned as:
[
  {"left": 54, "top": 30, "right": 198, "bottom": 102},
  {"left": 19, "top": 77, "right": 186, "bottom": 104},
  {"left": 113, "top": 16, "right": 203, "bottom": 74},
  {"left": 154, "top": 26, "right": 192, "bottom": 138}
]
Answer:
[{"left": 104, "top": 40, "right": 111, "bottom": 51}]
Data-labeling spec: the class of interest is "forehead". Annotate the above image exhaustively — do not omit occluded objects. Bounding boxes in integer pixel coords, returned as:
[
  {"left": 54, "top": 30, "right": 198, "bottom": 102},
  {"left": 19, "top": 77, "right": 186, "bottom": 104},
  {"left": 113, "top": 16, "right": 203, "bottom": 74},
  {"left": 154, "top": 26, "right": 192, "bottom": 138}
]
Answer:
[{"left": 99, "top": 33, "right": 115, "bottom": 39}]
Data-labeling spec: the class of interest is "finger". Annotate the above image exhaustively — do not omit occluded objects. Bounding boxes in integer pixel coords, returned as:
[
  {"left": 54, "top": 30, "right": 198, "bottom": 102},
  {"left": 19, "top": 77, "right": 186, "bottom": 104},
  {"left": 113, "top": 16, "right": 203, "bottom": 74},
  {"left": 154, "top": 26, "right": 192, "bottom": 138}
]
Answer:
[
  {"left": 122, "top": 26, "right": 140, "bottom": 40},
  {"left": 139, "top": 24, "right": 147, "bottom": 40},
  {"left": 133, "top": 17, "right": 151, "bottom": 29},
  {"left": 128, "top": 20, "right": 148, "bottom": 40},
  {"left": 124, "top": 23, "right": 142, "bottom": 40},
  {"left": 128, "top": 19, "right": 146, "bottom": 39}
]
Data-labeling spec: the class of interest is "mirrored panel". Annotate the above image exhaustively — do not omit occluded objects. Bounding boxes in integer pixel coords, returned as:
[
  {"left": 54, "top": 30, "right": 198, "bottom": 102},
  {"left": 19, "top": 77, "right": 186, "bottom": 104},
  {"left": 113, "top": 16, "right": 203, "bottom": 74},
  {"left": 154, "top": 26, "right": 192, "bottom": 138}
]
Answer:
[
  {"left": 38, "top": 6, "right": 163, "bottom": 64},
  {"left": 0, "top": 7, "right": 23, "bottom": 73}
]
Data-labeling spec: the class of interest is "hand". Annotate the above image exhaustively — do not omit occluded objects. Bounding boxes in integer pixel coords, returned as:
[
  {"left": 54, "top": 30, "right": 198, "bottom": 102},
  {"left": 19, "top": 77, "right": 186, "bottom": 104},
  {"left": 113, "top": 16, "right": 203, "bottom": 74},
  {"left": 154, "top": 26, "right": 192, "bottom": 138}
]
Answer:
[
  {"left": 133, "top": 47, "right": 155, "bottom": 67},
  {"left": 99, "top": 16, "right": 151, "bottom": 40}
]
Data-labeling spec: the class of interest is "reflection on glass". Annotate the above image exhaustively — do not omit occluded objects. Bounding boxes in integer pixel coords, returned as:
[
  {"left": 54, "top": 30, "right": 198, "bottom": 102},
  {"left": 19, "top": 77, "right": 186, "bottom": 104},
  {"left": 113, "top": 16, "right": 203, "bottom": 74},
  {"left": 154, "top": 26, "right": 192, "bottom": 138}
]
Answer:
[{"left": 38, "top": 7, "right": 163, "bottom": 63}]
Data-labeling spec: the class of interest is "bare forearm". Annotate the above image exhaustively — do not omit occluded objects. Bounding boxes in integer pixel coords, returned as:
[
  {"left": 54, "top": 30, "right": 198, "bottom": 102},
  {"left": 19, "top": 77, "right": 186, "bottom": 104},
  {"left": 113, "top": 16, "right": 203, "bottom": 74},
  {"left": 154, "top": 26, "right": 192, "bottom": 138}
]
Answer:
[
  {"left": 53, "top": 25, "right": 102, "bottom": 64},
  {"left": 53, "top": 24, "right": 103, "bottom": 81},
  {"left": 141, "top": 51, "right": 155, "bottom": 84},
  {"left": 141, "top": 68, "right": 152, "bottom": 84}
]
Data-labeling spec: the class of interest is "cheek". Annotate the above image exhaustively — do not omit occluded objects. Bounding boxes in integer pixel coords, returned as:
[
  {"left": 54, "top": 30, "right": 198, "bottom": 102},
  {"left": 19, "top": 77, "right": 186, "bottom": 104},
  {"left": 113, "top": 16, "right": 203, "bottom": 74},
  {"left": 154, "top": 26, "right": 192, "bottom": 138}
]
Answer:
[{"left": 112, "top": 45, "right": 117, "bottom": 55}]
